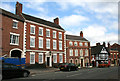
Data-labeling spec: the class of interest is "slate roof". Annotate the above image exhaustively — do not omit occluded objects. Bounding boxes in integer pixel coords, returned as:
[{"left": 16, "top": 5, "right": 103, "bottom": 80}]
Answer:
[
  {"left": 91, "top": 45, "right": 110, "bottom": 55},
  {"left": 22, "top": 13, "right": 65, "bottom": 31},
  {"left": 0, "top": 8, "right": 24, "bottom": 22},
  {"left": 66, "top": 34, "right": 88, "bottom": 41}
]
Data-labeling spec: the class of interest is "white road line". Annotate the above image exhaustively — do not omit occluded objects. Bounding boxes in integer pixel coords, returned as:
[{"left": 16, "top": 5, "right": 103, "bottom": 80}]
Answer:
[{"left": 66, "top": 73, "right": 82, "bottom": 77}]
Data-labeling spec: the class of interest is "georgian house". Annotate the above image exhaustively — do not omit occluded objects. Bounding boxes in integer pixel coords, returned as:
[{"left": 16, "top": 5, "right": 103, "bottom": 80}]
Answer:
[
  {"left": 0, "top": 8, "right": 25, "bottom": 58},
  {"left": 66, "top": 31, "right": 90, "bottom": 67},
  {"left": 108, "top": 43, "right": 120, "bottom": 66},
  {"left": 15, "top": 2, "right": 65, "bottom": 67},
  {"left": 91, "top": 42, "right": 110, "bottom": 67}
]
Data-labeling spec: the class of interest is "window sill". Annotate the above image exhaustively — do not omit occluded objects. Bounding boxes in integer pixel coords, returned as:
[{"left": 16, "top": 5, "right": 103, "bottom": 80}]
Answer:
[
  {"left": 13, "top": 27, "right": 18, "bottom": 29},
  {"left": 10, "top": 43, "right": 19, "bottom": 46}
]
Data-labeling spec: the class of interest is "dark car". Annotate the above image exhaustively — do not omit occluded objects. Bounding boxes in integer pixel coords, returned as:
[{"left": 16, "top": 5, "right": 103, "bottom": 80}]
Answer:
[
  {"left": 2, "top": 63, "right": 30, "bottom": 79},
  {"left": 59, "top": 63, "right": 78, "bottom": 71}
]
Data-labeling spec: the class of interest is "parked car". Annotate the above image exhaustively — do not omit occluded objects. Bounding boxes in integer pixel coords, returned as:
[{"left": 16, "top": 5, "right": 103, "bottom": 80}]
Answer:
[
  {"left": 98, "top": 62, "right": 110, "bottom": 68},
  {"left": 2, "top": 63, "right": 30, "bottom": 79},
  {"left": 59, "top": 63, "right": 78, "bottom": 71}
]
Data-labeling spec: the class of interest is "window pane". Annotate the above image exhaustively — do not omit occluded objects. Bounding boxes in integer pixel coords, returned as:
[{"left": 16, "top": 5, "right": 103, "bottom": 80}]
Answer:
[
  {"left": 39, "top": 28, "right": 43, "bottom": 36},
  {"left": 13, "top": 21, "right": 17, "bottom": 28},
  {"left": 39, "top": 54, "right": 43, "bottom": 63},
  {"left": 59, "top": 54, "right": 63, "bottom": 63},
  {"left": 46, "top": 30, "right": 50, "bottom": 37}
]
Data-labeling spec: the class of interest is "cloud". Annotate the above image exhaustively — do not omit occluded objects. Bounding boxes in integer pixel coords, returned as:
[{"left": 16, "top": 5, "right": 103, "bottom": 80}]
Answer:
[
  {"left": 0, "top": 2, "right": 15, "bottom": 13},
  {"left": 82, "top": 25, "right": 118, "bottom": 46},
  {"left": 60, "top": 15, "right": 89, "bottom": 28}
]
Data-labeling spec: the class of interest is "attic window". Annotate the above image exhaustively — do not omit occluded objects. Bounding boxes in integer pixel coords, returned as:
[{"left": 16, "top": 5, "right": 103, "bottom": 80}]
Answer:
[{"left": 13, "top": 20, "right": 18, "bottom": 29}]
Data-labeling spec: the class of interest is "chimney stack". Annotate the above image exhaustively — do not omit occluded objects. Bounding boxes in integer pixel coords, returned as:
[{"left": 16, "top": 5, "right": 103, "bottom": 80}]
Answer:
[
  {"left": 16, "top": 2, "right": 22, "bottom": 16},
  {"left": 103, "top": 42, "right": 106, "bottom": 47},
  {"left": 96, "top": 43, "right": 100, "bottom": 46},
  {"left": 108, "top": 42, "right": 110, "bottom": 48},
  {"left": 54, "top": 17, "right": 59, "bottom": 25},
  {"left": 80, "top": 31, "right": 83, "bottom": 37}
]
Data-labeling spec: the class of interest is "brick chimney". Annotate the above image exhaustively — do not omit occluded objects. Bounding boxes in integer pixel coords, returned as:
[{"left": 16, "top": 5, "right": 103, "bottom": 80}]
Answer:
[
  {"left": 80, "top": 31, "right": 83, "bottom": 37},
  {"left": 54, "top": 17, "right": 59, "bottom": 25},
  {"left": 16, "top": 2, "right": 22, "bottom": 16},
  {"left": 103, "top": 42, "right": 106, "bottom": 47},
  {"left": 108, "top": 42, "right": 110, "bottom": 48},
  {"left": 96, "top": 43, "right": 100, "bottom": 46}
]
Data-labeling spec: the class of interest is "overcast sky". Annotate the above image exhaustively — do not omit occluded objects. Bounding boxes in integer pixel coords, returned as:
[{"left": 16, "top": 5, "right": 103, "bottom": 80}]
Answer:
[{"left": 0, "top": 0, "right": 119, "bottom": 46}]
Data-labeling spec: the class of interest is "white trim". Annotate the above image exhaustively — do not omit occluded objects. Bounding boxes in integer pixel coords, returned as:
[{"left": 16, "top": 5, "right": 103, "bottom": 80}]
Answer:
[
  {"left": 75, "top": 49, "right": 78, "bottom": 56},
  {"left": 66, "top": 39, "right": 89, "bottom": 42},
  {"left": 46, "top": 29, "right": 50, "bottom": 37},
  {"left": 30, "top": 25, "right": 36, "bottom": 35},
  {"left": 39, "top": 37, "right": 43, "bottom": 48},
  {"left": 30, "top": 52, "right": 35, "bottom": 64},
  {"left": 69, "top": 49, "right": 73, "bottom": 56},
  {"left": 53, "top": 31, "right": 56, "bottom": 38},
  {"left": 26, "top": 49, "right": 65, "bottom": 53},
  {"left": 59, "top": 54, "right": 63, "bottom": 63},
  {"left": 25, "top": 20, "right": 65, "bottom": 32},
  {"left": 9, "top": 48, "right": 24, "bottom": 58},
  {"left": 53, "top": 40, "right": 57, "bottom": 50},
  {"left": 59, "top": 41, "right": 62, "bottom": 50},
  {"left": 10, "top": 32, "right": 20, "bottom": 46},
  {"left": 39, "top": 27, "right": 43, "bottom": 36},
  {"left": 38, "top": 53, "right": 43, "bottom": 64},
  {"left": 30, "top": 36, "right": 35, "bottom": 48},
  {"left": 59, "top": 32, "right": 62, "bottom": 39},
  {"left": 53, "top": 54, "right": 57, "bottom": 63},
  {"left": 10, "top": 32, "right": 20, "bottom": 36},
  {"left": 23, "top": 22, "right": 27, "bottom": 56},
  {"left": 13, "top": 19, "right": 18, "bottom": 22},
  {"left": 46, "top": 39, "right": 50, "bottom": 49},
  {"left": 69, "top": 58, "right": 73, "bottom": 63}
]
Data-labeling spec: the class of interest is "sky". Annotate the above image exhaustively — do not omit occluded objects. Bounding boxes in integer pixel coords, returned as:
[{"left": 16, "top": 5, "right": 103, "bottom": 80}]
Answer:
[{"left": 0, "top": 0, "right": 119, "bottom": 46}]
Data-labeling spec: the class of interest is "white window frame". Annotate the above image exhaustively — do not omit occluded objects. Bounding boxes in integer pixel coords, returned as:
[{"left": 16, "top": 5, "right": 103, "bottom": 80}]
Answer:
[
  {"left": 46, "top": 39, "right": 50, "bottom": 49},
  {"left": 39, "top": 37, "right": 43, "bottom": 48},
  {"left": 39, "top": 53, "right": 43, "bottom": 64},
  {"left": 13, "top": 19, "right": 18, "bottom": 29},
  {"left": 46, "top": 29, "right": 50, "bottom": 37},
  {"left": 30, "top": 52, "right": 35, "bottom": 64},
  {"left": 53, "top": 40, "right": 57, "bottom": 50},
  {"left": 85, "top": 42, "right": 88, "bottom": 46},
  {"left": 80, "top": 49, "right": 83, "bottom": 56},
  {"left": 59, "top": 41, "right": 62, "bottom": 50},
  {"left": 53, "top": 54, "right": 57, "bottom": 63},
  {"left": 70, "top": 49, "right": 73, "bottom": 56},
  {"left": 30, "top": 36, "right": 35, "bottom": 48},
  {"left": 53, "top": 31, "right": 56, "bottom": 38},
  {"left": 39, "top": 27, "right": 43, "bottom": 36},
  {"left": 59, "top": 54, "right": 63, "bottom": 63},
  {"left": 74, "top": 42, "right": 77, "bottom": 46},
  {"left": 69, "top": 41, "right": 73, "bottom": 46},
  {"left": 30, "top": 25, "right": 35, "bottom": 35},
  {"left": 79, "top": 42, "right": 83, "bottom": 46},
  {"left": 10, "top": 32, "right": 20, "bottom": 45},
  {"left": 75, "top": 49, "right": 78, "bottom": 56},
  {"left": 85, "top": 49, "right": 88, "bottom": 56},
  {"left": 59, "top": 32, "right": 62, "bottom": 39}
]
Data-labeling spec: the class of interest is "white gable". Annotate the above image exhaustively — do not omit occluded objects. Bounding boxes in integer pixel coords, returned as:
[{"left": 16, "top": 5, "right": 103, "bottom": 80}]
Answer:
[{"left": 100, "top": 47, "right": 108, "bottom": 53}]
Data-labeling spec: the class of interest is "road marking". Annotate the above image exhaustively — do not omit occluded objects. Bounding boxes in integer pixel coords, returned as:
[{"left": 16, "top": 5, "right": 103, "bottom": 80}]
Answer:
[{"left": 66, "top": 73, "right": 82, "bottom": 77}]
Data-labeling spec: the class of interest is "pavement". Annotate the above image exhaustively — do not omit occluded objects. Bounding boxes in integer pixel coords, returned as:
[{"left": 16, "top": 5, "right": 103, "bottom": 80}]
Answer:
[{"left": 27, "top": 68, "right": 60, "bottom": 75}]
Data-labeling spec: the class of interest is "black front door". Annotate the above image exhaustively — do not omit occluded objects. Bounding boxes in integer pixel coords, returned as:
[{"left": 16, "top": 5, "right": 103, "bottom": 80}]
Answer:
[
  {"left": 47, "top": 57, "right": 50, "bottom": 66},
  {"left": 81, "top": 59, "right": 83, "bottom": 67}
]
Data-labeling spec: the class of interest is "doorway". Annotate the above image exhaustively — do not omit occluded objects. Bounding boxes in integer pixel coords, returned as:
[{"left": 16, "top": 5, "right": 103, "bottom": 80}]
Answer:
[
  {"left": 81, "top": 59, "right": 83, "bottom": 67},
  {"left": 11, "top": 50, "right": 21, "bottom": 58},
  {"left": 47, "top": 57, "right": 50, "bottom": 66}
]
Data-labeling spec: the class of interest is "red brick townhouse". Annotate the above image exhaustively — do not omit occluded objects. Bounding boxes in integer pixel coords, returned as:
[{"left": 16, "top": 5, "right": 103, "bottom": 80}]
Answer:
[
  {"left": 108, "top": 43, "right": 120, "bottom": 66},
  {"left": 0, "top": 8, "right": 24, "bottom": 58},
  {"left": 66, "top": 31, "right": 90, "bottom": 67},
  {"left": 16, "top": 2, "right": 65, "bottom": 67}
]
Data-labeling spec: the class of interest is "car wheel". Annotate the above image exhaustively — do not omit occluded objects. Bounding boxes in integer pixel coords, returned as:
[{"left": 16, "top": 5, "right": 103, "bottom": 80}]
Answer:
[{"left": 23, "top": 72, "right": 29, "bottom": 77}]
